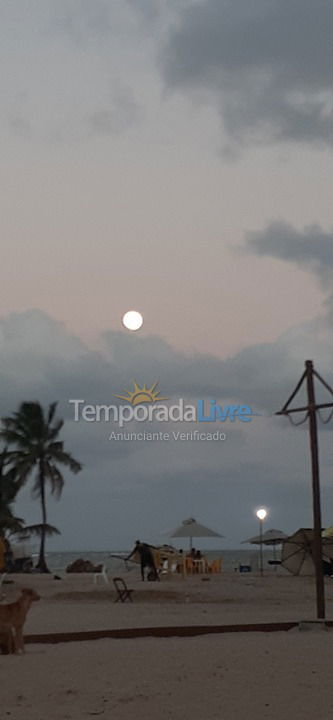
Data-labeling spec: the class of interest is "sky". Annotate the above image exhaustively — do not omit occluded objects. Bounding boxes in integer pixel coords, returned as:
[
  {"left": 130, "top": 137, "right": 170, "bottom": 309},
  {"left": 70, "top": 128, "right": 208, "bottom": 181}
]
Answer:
[{"left": 1, "top": 0, "right": 333, "bottom": 551}]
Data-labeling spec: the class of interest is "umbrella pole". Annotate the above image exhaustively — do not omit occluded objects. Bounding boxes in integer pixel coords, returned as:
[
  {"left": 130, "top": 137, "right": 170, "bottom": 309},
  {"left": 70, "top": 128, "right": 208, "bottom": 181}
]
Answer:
[
  {"left": 273, "top": 543, "right": 277, "bottom": 572},
  {"left": 259, "top": 520, "right": 263, "bottom": 576}
]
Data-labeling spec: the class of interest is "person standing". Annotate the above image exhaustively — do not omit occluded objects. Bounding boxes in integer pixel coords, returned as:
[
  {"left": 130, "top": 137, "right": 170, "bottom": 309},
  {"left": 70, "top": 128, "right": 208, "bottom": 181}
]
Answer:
[{"left": 126, "top": 540, "right": 158, "bottom": 581}]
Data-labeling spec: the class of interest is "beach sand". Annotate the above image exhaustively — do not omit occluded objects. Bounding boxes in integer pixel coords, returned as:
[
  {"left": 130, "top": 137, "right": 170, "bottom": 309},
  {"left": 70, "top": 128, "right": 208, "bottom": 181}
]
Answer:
[{"left": 2, "top": 569, "right": 333, "bottom": 719}]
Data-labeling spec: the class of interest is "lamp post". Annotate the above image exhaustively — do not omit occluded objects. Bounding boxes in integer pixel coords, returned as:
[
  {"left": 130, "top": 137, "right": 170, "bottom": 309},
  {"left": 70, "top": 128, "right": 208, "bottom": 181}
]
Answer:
[{"left": 256, "top": 508, "right": 267, "bottom": 576}]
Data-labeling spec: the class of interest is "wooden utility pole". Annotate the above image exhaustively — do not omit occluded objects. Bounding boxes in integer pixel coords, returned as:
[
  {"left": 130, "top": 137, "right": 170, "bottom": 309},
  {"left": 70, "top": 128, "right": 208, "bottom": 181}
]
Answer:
[{"left": 276, "top": 360, "right": 333, "bottom": 620}]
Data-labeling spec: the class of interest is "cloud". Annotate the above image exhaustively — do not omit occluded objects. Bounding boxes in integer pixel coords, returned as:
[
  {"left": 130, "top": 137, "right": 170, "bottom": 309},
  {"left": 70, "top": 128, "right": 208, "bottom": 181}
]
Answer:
[
  {"left": 0, "top": 2, "right": 145, "bottom": 145},
  {"left": 161, "top": 0, "right": 333, "bottom": 148},
  {"left": 1, "top": 307, "right": 333, "bottom": 549},
  {"left": 7, "top": 111, "right": 32, "bottom": 139},
  {"left": 246, "top": 221, "right": 333, "bottom": 288},
  {"left": 244, "top": 218, "right": 333, "bottom": 373},
  {"left": 87, "top": 85, "right": 141, "bottom": 137},
  {"left": 0, "top": 308, "right": 298, "bottom": 415},
  {"left": 49, "top": 0, "right": 113, "bottom": 43},
  {"left": 244, "top": 218, "right": 333, "bottom": 380}
]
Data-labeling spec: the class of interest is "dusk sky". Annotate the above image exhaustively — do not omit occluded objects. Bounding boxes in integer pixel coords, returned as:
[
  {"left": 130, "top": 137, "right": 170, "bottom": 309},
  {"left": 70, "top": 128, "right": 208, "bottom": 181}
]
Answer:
[{"left": 2, "top": 1, "right": 333, "bottom": 550}]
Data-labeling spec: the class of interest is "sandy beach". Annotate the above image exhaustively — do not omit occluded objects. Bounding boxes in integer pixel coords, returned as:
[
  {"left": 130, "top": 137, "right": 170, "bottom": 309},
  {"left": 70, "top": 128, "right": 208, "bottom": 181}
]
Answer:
[
  {"left": 2, "top": 569, "right": 333, "bottom": 719},
  {"left": 3, "top": 567, "right": 333, "bottom": 632},
  {"left": 3, "top": 632, "right": 333, "bottom": 720}
]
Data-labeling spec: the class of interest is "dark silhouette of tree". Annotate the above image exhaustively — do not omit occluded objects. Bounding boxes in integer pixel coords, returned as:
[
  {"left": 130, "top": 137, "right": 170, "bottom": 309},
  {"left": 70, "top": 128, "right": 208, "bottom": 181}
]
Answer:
[
  {"left": 0, "top": 402, "right": 82, "bottom": 572},
  {"left": 0, "top": 447, "right": 24, "bottom": 537}
]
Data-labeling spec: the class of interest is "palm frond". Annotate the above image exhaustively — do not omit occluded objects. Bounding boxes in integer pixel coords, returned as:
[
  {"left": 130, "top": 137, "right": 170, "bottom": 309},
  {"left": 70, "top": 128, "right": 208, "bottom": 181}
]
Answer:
[
  {"left": 0, "top": 515, "right": 25, "bottom": 535},
  {"left": 47, "top": 402, "right": 58, "bottom": 426},
  {"left": 48, "top": 420, "right": 64, "bottom": 441},
  {"left": 20, "top": 523, "right": 60, "bottom": 538},
  {"left": 44, "top": 462, "right": 64, "bottom": 499},
  {"left": 48, "top": 444, "right": 82, "bottom": 473}
]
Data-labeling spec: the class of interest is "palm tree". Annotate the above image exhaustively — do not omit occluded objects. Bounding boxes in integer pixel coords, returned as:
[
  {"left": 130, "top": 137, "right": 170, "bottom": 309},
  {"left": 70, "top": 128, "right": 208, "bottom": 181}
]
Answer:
[
  {"left": 0, "top": 447, "right": 25, "bottom": 537},
  {"left": 0, "top": 402, "right": 82, "bottom": 572}
]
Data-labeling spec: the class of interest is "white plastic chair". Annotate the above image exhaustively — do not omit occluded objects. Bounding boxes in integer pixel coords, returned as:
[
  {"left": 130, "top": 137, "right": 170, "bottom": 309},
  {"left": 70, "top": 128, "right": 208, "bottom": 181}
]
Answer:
[
  {"left": 160, "top": 559, "right": 178, "bottom": 577},
  {"left": 93, "top": 564, "right": 109, "bottom": 584},
  {"left": 159, "top": 559, "right": 169, "bottom": 576}
]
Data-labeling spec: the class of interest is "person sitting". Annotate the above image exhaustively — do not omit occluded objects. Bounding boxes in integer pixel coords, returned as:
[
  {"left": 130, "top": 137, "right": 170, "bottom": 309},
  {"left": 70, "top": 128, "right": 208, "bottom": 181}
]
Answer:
[{"left": 176, "top": 549, "right": 184, "bottom": 573}]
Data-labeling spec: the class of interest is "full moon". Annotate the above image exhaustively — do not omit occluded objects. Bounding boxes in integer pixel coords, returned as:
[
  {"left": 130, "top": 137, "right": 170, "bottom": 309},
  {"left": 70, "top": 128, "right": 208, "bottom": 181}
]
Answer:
[{"left": 122, "top": 310, "right": 144, "bottom": 331}]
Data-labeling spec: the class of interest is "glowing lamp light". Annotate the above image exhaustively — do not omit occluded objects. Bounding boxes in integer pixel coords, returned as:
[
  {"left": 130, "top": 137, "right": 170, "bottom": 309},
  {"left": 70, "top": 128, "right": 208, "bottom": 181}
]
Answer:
[{"left": 256, "top": 508, "right": 267, "bottom": 521}]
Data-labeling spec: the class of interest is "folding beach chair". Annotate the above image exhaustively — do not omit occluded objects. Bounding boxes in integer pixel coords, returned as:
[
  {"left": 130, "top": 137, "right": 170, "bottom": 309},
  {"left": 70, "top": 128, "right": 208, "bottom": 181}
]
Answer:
[{"left": 113, "top": 577, "right": 134, "bottom": 603}]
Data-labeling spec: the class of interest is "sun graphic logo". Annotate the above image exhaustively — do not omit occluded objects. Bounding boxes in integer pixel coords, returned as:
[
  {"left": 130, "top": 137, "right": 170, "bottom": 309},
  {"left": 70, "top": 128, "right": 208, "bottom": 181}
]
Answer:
[{"left": 115, "top": 381, "right": 168, "bottom": 406}]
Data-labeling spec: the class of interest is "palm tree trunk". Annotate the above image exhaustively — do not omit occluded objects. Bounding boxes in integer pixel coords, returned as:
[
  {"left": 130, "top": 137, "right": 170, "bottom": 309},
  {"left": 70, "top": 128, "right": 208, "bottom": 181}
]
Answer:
[
  {"left": 0, "top": 450, "right": 6, "bottom": 533},
  {"left": 36, "top": 461, "right": 49, "bottom": 573}
]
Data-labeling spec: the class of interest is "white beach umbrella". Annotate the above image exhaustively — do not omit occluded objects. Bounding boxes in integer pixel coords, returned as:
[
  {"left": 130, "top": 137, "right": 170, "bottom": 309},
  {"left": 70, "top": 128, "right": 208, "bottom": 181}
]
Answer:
[
  {"left": 281, "top": 528, "right": 333, "bottom": 575},
  {"left": 242, "top": 529, "right": 288, "bottom": 546},
  {"left": 242, "top": 528, "right": 288, "bottom": 568},
  {"left": 322, "top": 526, "right": 333, "bottom": 538},
  {"left": 170, "top": 517, "right": 223, "bottom": 550}
]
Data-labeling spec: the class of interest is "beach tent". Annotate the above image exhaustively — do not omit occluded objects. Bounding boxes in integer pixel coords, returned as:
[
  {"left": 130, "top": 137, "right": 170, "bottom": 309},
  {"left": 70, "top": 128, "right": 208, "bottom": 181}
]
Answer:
[
  {"left": 170, "top": 517, "right": 223, "bottom": 550},
  {"left": 281, "top": 528, "right": 333, "bottom": 576}
]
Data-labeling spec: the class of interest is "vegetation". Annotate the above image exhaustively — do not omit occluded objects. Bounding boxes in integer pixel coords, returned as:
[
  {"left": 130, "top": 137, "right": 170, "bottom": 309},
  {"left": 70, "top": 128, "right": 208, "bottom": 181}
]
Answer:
[
  {"left": 0, "top": 448, "right": 24, "bottom": 537},
  {"left": 0, "top": 401, "right": 82, "bottom": 572}
]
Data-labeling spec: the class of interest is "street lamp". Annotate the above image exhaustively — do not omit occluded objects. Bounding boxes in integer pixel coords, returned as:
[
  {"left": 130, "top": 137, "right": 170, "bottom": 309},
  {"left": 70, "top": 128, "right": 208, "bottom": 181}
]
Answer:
[{"left": 256, "top": 508, "right": 268, "bottom": 576}]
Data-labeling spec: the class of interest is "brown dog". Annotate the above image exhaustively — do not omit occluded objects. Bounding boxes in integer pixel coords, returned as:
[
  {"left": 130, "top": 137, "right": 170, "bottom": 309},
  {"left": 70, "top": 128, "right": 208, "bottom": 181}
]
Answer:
[
  {"left": 0, "top": 588, "right": 40, "bottom": 654},
  {"left": 0, "top": 623, "right": 15, "bottom": 654}
]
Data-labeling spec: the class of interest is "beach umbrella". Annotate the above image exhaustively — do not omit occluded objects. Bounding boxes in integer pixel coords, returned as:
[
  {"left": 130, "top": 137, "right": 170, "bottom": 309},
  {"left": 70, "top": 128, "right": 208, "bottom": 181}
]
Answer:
[
  {"left": 281, "top": 528, "right": 333, "bottom": 576},
  {"left": 322, "top": 526, "right": 333, "bottom": 538},
  {"left": 242, "top": 529, "right": 288, "bottom": 545},
  {"left": 242, "top": 528, "right": 288, "bottom": 569},
  {"left": 170, "top": 517, "right": 223, "bottom": 550}
]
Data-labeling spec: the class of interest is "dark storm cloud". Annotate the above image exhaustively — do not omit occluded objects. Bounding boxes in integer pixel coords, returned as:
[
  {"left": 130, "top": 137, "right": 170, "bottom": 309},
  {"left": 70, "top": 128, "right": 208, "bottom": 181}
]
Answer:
[
  {"left": 3, "top": 308, "right": 333, "bottom": 549},
  {"left": 246, "top": 221, "right": 333, "bottom": 286},
  {"left": 161, "top": 0, "right": 333, "bottom": 147},
  {"left": 0, "top": 309, "right": 288, "bottom": 415},
  {"left": 2, "top": 308, "right": 332, "bottom": 422},
  {"left": 101, "top": 328, "right": 296, "bottom": 411}
]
